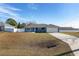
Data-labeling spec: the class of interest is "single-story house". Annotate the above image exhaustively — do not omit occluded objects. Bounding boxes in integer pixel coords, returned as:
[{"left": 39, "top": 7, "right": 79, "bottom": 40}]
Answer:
[
  {"left": 0, "top": 22, "right": 4, "bottom": 31},
  {"left": 4, "top": 24, "right": 16, "bottom": 32},
  {"left": 25, "top": 23, "right": 79, "bottom": 33},
  {"left": 4, "top": 24, "right": 25, "bottom": 32},
  {"left": 59, "top": 27, "right": 79, "bottom": 32},
  {"left": 25, "top": 24, "right": 59, "bottom": 33}
]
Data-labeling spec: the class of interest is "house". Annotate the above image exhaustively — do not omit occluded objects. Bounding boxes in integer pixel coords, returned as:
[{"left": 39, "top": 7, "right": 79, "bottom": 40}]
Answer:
[
  {"left": 4, "top": 24, "right": 25, "bottom": 32},
  {"left": 0, "top": 22, "right": 4, "bottom": 31},
  {"left": 25, "top": 24, "right": 59, "bottom": 33},
  {"left": 25, "top": 23, "right": 79, "bottom": 33},
  {"left": 4, "top": 24, "right": 16, "bottom": 32},
  {"left": 59, "top": 27, "right": 79, "bottom": 32}
]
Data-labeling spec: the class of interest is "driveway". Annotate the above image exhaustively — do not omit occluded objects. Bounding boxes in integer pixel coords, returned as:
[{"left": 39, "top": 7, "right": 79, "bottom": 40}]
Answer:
[{"left": 49, "top": 33, "right": 79, "bottom": 56}]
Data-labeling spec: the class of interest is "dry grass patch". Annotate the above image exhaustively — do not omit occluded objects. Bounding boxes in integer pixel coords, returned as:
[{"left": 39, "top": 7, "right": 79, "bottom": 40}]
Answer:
[
  {"left": 62, "top": 32, "right": 79, "bottom": 37},
  {"left": 0, "top": 32, "right": 73, "bottom": 56}
]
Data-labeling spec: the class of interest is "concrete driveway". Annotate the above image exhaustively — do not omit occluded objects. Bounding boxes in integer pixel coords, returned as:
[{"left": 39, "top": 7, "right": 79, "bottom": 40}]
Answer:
[{"left": 49, "top": 33, "right": 79, "bottom": 56}]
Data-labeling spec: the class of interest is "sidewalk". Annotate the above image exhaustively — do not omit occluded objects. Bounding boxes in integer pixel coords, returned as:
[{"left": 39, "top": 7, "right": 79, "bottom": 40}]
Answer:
[{"left": 49, "top": 33, "right": 79, "bottom": 56}]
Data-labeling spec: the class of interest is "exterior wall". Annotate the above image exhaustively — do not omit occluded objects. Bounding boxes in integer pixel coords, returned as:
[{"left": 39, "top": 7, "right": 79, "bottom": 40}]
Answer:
[
  {"left": 4, "top": 26, "right": 14, "bottom": 32},
  {"left": 25, "top": 27, "right": 46, "bottom": 32},
  {"left": 0, "top": 26, "right": 4, "bottom": 31},
  {"left": 14, "top": 28, "right": 17, "bottom": 32},
  {"left": 16, "top": 29, "right": 25, "bottom": 32},
  {"left": 5, "top": 28, "right": 14, "bottom": 32},
  {"left": 47, "top": 27, "right": 58, "bottom": 32},
  {"left": 25, "top": 28, "right": 34, "bottom": 32},
  {"left": 59, "top": 30, "right": 79, "bottom": 32},
  {"left": 5, "top": 28, "right": 25, "bottom": 32}
]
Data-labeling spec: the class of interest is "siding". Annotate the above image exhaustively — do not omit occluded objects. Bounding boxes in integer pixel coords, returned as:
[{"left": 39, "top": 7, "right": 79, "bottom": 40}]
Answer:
[
  {"left": 47, "top": 27, "right": 58, "bottom": 32},
  {"left": 5, "top": 28, "right": 14, "bottom": 32},
  {"left": 16, "top": 29, "right": 25, "bottom": 32},
  {"left": 25, "top": 27, "right": 46, "bottom": 32}
]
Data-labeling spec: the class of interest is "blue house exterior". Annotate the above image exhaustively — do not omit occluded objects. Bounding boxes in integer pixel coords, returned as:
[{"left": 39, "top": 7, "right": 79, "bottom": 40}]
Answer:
[
  {"left": 25, "top": 27, "right": 46, "bottom": 32},
  {"left": 25, "top": 24, "right": 58, "bottom": 33}
]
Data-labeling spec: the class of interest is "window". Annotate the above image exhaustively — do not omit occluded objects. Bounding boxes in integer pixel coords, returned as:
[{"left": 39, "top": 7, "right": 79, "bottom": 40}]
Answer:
[
  {"left": 41, "top": 27, "right": 45, "bottom": 30},
  {"left": 26, "top": 28, "right": 30, "bottom": 30}
]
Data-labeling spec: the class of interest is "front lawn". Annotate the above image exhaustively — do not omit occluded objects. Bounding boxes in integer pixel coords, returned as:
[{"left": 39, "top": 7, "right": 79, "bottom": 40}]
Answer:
[{"left": 0, "top": 32, "right": 73, "bottom": 56}]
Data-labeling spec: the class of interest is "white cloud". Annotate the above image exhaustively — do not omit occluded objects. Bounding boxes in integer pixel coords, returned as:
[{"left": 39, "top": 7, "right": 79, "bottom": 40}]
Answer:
[
  {"left": 0, "top": 3, "right": 20, "bottom": 16},
  {"left": 59, "top": 18, "right": 79, "bottom": 28},
  {"left": 8, "top": 7, "right": 21, "bottom": 11},
  {"left": 0, "top": 3, "right": 27, "bottom": 23},
  {"left": 0, "top": 3, "right": 21, "bottom": 11},
  {"left": 0, "top": 7, "right": 19, "bottom": 16},
  {"left": 27, "top": 3, "right": 38, "bottom": 10}
]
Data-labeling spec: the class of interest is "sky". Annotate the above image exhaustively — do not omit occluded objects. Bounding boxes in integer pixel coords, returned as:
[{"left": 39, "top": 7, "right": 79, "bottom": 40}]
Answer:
[{"left": 0, "top": 3, "right": 79, "bottom": 28}]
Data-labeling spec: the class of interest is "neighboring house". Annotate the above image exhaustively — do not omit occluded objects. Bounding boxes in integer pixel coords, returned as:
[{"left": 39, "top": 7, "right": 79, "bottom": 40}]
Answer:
[
  {"left": 4, "top": 24, "right": 16, "bottom": 32},
  {"left": 25, "top": 24, "right": 59, "bottom": 33},
  {"left": 59, "top": 27, "right": 79, "bottom": 32},
  {"left": 0, "top": 22, "right": 4, "bottom": 31},
  {"left": 4, "top": 24, "right": 25, "bottom": 32}
]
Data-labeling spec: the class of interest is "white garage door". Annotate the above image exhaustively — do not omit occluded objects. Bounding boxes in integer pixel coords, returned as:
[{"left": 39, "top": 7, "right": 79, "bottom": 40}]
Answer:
[{"left": 47, "top": 27, "right": 58, "bottom": 32}]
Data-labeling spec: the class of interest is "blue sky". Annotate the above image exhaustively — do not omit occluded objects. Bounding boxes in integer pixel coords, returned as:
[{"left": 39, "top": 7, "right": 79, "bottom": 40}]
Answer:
[{"left": 0, "top": 3, "right": 79, "bottom": 28}]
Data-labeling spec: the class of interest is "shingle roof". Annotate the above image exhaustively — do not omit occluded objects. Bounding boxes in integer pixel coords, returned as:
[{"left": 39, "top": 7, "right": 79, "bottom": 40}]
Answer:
[
  {"left": 26, "top": 24, "right": 46, "bottom": 28},
  {"left": 25, "top": 24, "right": 59, "bottom": 28},
  {"left": 47, "top": 24, "right": 59, "bottom": 28}
]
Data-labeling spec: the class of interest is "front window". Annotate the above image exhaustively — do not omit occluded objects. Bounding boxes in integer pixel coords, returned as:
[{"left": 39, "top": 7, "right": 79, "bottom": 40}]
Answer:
[
  {"left": 41, "top": 28, "right": 45, "bottom": 30},
  {"left": 27, "top": 28, "right": 30, "bottom": 30}
]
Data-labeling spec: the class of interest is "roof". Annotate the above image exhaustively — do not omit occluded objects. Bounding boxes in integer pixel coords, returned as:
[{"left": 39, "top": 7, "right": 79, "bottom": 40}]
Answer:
[
  {"left": 47, "top": 24, "right": 59, "bottom": 28},
  {"left": 25, "top": 24, "right": 59, "bottom": 28},
  {"left": 59, "top": 27, "right": 79, "bottom": 30},
  {"left": 26, "top": 24, "right": 46, "bottom": 28}
]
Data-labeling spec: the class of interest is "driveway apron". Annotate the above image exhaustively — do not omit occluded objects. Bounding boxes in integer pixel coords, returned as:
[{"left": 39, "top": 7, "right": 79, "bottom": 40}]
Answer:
[{"left": 49, "top": 33, "right": 79, "bottom": 56}]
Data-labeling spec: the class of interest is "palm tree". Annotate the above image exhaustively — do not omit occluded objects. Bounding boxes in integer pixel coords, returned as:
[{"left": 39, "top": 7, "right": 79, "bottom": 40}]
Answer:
[{"left": 6, "top": 18, "right": 24, "bottom": 28}]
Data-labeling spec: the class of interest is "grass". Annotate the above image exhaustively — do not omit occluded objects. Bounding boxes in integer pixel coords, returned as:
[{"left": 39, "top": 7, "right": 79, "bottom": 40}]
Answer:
[
  {"left": 0, "top": 32, "right": 73, "bottom": 56},
  {"left": 62, "top": 32, "right": 79, "bottom": 37}
]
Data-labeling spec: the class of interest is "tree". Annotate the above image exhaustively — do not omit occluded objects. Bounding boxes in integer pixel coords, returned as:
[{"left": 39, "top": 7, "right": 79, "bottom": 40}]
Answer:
[
  {"left": 6, "top": 18, "right": 17, "bottom": 27},
  {"left": 17, "top": 22, "right": 20, "bottom": 28},
  {"left": 6, "top": 18, "right": 24, "bottom": 28},
  {"left": 21, "top": 23, "right": 26, "bottom": 28}
]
